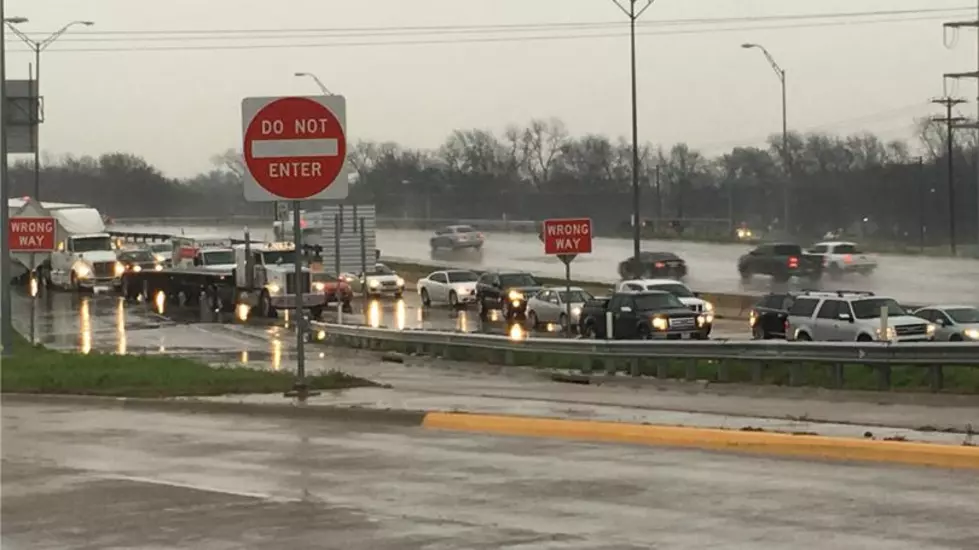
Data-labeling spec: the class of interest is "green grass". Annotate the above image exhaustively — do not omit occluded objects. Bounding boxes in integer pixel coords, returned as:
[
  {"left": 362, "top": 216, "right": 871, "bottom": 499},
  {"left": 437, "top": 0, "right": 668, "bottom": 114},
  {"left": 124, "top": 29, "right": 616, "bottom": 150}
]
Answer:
[{"left": 1, "top": 334, "right": 376, "bottom": 398}]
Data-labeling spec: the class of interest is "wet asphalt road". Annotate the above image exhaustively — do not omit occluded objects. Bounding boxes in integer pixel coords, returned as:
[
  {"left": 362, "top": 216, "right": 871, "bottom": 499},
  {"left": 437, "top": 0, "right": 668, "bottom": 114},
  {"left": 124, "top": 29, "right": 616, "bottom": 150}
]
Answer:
[
  {"left": 112, "top": 223, "right": 979, "bottom": 306},
  {"left": 4, "top": 401, "right": 979, "bottom": 550},
  {"left": 6, "top": 286, "right": 749, "bottom": 359}
]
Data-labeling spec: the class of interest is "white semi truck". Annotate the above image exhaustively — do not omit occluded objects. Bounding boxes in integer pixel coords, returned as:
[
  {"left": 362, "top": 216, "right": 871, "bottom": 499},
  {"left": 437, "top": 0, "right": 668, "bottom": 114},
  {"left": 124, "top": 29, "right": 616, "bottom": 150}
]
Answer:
[{"left": 7, "top": 198, "right": 122, "bottom": 290}]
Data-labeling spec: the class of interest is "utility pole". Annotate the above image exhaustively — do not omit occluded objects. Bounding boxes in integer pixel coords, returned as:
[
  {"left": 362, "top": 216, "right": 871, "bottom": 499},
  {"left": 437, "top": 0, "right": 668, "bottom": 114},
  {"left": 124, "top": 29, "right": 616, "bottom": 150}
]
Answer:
[
  {"left": 1, "top": 0, "right": 13, "bottom": 355},
  {"left": 944, "top": 1, "right": 979, "bottom": 250},
  {"left": 917, "top": 156, "right": 926, "bottom": 251},
  {"left": 610, "top": 0, "right": 656, "bottom": 270},
  {"left": 931, "top": 97, "right": 967, "bottom": 256}
]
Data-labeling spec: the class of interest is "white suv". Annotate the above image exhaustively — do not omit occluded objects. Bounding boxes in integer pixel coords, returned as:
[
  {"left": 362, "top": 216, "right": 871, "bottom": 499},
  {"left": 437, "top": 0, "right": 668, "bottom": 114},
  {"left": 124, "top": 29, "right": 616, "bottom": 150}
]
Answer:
[{"left": 786, "top": 291, "right": 935, "bottom": 342}]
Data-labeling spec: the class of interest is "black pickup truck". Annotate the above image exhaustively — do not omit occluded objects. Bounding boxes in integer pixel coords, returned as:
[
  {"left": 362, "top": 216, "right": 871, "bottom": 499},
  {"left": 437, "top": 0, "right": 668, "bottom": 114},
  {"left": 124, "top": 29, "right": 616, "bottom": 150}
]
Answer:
[
  {"left": 748, "top": 292, "right": 799, "bottom": 340},
  {"left": 737, "top": 243, "right": 823, "bottom": 283},
  {"left": 579, "top": 291, "right": 706, "bottom": 340}
]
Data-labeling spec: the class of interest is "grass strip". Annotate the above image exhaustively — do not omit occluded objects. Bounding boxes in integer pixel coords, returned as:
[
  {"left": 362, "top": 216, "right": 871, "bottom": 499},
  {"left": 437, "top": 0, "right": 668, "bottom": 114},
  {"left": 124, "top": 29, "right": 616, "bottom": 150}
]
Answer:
[{"left": 1, "top": 334, "right": 376, "bottom": 398}]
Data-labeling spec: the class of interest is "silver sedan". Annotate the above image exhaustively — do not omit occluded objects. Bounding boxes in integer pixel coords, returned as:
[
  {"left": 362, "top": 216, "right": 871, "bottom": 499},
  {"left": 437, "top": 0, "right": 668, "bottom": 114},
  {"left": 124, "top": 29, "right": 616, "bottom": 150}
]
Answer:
[
  {"left": 417, "top": 269, "right": 479, "bottom": 307},
  {"left": 913, "top": 305, "right": 979, "bottom": 342},
  {"left": 526, "top": 287, "right": 593, "bottom": 330}
]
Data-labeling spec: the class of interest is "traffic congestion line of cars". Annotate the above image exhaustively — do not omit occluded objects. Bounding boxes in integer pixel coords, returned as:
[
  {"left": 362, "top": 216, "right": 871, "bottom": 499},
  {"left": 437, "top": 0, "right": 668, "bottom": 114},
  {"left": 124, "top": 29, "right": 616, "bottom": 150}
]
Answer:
[{"left": 748, "top": 290, "right": 979, "bottom": 343}]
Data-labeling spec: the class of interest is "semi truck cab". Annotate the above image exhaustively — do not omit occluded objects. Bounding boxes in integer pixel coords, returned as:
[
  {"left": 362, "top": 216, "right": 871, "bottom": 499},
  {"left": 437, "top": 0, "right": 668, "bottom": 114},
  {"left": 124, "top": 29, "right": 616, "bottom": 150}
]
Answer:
[
  {"left": 50, "top": 232, "right": 122, "bottom": 290},
  {"left": 233, "top": 242, "right": 325, "bottom": 317}
]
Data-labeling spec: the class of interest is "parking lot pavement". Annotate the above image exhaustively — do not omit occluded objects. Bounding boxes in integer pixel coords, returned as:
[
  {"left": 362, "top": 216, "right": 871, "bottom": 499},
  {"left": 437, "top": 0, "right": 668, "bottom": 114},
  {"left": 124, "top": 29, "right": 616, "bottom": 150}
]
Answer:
[{"left": 3, "top": 401, "right": 978, "bottom": 550}]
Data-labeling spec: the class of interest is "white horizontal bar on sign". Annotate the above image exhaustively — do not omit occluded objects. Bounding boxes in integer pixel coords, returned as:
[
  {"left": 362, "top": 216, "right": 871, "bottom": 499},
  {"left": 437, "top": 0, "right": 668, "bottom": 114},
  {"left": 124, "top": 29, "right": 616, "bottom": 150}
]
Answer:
[{"left": 251, "top": 138, "right": 339, "bottom": 158}]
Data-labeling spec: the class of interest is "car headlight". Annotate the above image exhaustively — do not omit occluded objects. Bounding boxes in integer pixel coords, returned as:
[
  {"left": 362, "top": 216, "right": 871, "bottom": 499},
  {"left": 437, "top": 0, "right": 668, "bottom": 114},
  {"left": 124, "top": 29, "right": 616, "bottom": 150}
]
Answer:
[
  {"left": 926, "top": 323, "right": 936, "bottom": 336},
  {"left": 875, "top": 327, "right": 896, "bottom": 340},
  {"left": 153, "top": 253, "right": 166, "bottom": 263},
  {"left": 508, "top": 290, "right": 524, "bottom": 301},
  {"left": 74, "top": 263, "right": 92, "bottom": 278},
  {"left": 266, "top": 282, "right": 281, "bottom": 295},
  {"left": 571, "top": 306, "right": 582, "bottom": 318},
  {"left": 965, "top": 328, "right": 979, "bottom": 340},
  {"left": 749, "top": 311, "right": 757, "bottom": 327},
  {"left": 396, "top": 277, "right": 405, "bottom": 287},
  {"left": 697, "top": 315, "right": 707, "bottom": 327},
  {"left": 313, "top": 282, "right": 326, "bottom": 292},
  {"left": 369, "top": 279, "right": 380, "bottom": 288},
  {"left": 132, "top": 265, "right": 142, "bottom": 272},
  {"left": 652, "top": 316, "right": 668, "bottom": 330},
  {"left": 114, "top": 261, "right": 125, "bottom": 277},
  {"left": 154, "top": 264, "right": 163, "bottom": 271},
  {"left": 703, "top": 301, "right": 714, "bottom": 312}
]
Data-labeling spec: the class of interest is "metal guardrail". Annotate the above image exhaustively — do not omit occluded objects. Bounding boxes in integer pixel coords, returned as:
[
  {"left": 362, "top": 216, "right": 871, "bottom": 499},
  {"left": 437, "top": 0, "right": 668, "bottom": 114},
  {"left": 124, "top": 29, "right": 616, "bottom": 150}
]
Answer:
[
  {"left": 317, "top": 323, "right": 979, "bottom": 365},
  {"left": 314, "top": 322, "right": 979, "bottom": 391}
]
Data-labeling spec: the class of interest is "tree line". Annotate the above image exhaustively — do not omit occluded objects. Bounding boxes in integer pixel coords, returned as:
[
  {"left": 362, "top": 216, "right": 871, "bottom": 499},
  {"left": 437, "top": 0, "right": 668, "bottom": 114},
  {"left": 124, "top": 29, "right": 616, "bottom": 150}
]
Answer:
[{"left": 9, "top": 117, "right": 979, "bottom": 245}]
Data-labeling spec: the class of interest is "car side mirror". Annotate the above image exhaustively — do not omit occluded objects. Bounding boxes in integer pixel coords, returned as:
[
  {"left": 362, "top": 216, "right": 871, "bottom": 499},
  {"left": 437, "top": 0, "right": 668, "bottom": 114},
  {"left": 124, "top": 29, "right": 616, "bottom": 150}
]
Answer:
[
  {"left": 838, "top": 313, "right": 853, "bottom": 323},
  {"left": 935, "top": 318, "right": 947, "bottom": 327},
  {"left": 693, "top": 292, "right": 701, "bottom": 298}
]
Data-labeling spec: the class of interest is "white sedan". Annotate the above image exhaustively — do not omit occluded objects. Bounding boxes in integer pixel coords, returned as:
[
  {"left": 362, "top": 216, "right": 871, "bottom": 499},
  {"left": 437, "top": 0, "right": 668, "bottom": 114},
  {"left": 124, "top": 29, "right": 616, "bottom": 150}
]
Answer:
[{"left": 418, "top": 269, "right": 479, "bottom": 307}]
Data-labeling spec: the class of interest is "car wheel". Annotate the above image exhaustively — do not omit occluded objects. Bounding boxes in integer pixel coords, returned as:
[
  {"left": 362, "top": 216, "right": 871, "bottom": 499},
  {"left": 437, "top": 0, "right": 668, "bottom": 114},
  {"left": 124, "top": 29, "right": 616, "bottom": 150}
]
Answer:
[
  {"left": 583, "top": 323, "right": 598, "bottom": 339},
  {"left": 527, "top": 311, "right": 539, "bottom": 329},
  {"left": 739, "top": 269, "right": 752, "bottom": 283},
  {"left": 558, "top": 313, "right": 569, "bottom": 331},
  {"left": 259, "top": 290, "right": 274, "bottom": 318},
  {"left": 310, "top": 306, "right": 323, "bottom": 321},
  {"left": 478, "top": 297, "right": 489, "bottom": 319},
  {"left": 637, "top": 325, "right": 652, "bottom": 340},
  {"left": 752, "top": 325, "right": 766, "bottom": 340},
  {"left": 448, "top": 291, "right": 458, "bottom": 308},
  {"left": 420, "top": 288, "right": 431, "bottom": 307},
  {"left": 795, "top": 331, "right": 812, "bottom": 341},
  {"left": 856, "top": 334, "right": 874, "bottom": 342},
  {"left": 950, "top": 334, "right": 963, "bottom": 342}
]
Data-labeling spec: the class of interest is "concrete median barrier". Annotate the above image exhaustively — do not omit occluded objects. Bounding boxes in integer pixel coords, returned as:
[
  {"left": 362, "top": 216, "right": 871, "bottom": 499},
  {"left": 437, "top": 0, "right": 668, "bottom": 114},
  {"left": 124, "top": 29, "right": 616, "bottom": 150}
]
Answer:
[{"left": 422, "top": 412, "right": 979, "bottom": 470}]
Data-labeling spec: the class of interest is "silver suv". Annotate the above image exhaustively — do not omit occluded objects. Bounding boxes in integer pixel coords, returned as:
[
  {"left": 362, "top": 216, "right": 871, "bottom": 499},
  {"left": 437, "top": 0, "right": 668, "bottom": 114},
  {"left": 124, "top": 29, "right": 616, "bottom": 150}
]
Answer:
[{"left": 786, "top": 290, "right": 935, "bottom": 342}]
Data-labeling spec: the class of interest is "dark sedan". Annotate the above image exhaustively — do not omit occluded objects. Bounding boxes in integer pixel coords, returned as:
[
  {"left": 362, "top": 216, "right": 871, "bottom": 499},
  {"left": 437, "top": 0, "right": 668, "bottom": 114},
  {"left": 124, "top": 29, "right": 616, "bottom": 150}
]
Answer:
[
  {"left": 117, "top": 249, "right": 163, "bottom": 274},
  {"left": 618, "top": 251, "right": 687, "bottom": 280}
]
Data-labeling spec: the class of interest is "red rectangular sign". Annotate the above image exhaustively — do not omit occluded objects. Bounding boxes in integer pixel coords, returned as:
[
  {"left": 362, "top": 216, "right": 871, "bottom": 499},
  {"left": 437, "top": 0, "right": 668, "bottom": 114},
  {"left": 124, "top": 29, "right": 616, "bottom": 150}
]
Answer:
[
  {"left": 543, "top": 218, "right": 593, "bottom": 255},
  {"left": 8, "top": 216, "right": 56, "bottom": 251}
]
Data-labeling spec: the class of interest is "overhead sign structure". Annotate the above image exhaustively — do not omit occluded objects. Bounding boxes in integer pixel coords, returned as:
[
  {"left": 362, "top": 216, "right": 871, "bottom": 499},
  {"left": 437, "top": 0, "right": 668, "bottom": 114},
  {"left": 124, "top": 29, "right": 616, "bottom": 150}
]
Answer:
[
  {"left": 542, "top": 218, "right": 593, "bottom": 256},
  {"left": 8, "top": 217, "right": 56, "bottom": 251},
  {"left": 241, "top": 95, "right": 349, "bottom": 202}
]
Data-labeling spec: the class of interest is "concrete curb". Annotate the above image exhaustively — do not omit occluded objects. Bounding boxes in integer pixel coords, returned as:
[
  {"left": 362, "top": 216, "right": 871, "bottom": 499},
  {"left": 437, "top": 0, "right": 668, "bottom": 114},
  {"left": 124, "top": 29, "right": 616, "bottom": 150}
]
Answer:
[
  {"left": 0, "top": 394, "right": 427, "bottom": 426},
  {"left": 421, "top": 412, "right": 979, "bottom": 470}
]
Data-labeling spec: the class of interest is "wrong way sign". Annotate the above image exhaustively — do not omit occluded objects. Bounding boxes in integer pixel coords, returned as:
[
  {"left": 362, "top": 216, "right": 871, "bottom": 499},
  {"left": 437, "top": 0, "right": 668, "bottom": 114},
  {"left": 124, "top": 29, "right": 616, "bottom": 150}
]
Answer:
[
  {"left": 9, "top": 216, "right": 56, "bottom": 251},
  {"left": 542, "top": 218, "right": 593, "bottom": 255},
  {"left": 241, "top": 95, "right": 349, "bottom": 201}
]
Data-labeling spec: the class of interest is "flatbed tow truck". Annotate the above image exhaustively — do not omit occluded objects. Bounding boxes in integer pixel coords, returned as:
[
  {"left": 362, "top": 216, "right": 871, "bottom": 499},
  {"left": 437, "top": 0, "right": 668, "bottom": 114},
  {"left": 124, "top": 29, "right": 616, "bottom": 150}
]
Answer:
[{"left": 119, "top": 238, "right": 329, "bottom": 320}]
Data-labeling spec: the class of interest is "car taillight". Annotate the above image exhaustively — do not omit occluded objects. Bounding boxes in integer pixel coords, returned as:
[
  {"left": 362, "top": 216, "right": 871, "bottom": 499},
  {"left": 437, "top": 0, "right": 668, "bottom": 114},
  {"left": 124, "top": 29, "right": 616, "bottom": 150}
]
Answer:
[
  {"left": 654, "top": 262, "right": 665, "bottom": 268},
  {"left": 784, "top": 319, "right": 789, "bottom": 332},
  {"left": 843, "top": 254, "right": 853, "bottom": 264},
  {"left": 478, "top": 232, "right": 484, "bottom": 239},
  {"left": 788, "top": 256, "right": 799, "bottom": 268}
]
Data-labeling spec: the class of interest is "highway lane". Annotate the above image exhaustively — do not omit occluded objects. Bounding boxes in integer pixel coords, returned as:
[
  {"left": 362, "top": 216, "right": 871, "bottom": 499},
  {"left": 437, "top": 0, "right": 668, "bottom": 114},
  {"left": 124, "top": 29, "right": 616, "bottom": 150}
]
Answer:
[
  {"left": 110, "top": 222, "right": 979, "bottom": 305},
  {"left": 6, "top": 288, "right": 749, "bottom": 358},
  {"left": 4, "top": 401, "right": 978, "bottom": 549}
]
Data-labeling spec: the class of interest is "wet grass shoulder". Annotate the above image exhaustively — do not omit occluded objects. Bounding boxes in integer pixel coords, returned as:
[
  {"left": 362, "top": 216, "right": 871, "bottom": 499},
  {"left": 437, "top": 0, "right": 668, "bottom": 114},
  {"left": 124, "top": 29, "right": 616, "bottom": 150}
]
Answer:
[{"left": 1, "top": 334, "right": 376, "bottom": 398}]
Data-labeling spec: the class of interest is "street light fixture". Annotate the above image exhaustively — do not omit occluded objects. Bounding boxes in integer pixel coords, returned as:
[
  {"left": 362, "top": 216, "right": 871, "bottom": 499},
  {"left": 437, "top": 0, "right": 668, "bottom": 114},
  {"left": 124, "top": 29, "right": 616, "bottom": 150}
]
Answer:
[
  {"left": 5, "top": 19, "right": 95, "bottom": 201},
  {"left": 742, "top": 42, "right": 791, "bottom": 233},
  {"left": 294, "top": 72, "right": 334, "bottom": 95}
]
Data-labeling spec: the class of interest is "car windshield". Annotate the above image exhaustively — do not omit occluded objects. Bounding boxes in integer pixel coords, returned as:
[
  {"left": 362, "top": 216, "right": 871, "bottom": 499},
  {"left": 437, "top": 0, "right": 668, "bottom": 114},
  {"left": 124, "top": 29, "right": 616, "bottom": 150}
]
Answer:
[
  {"left": 500, "top": 273, "right": 540, "bottom": 287},
  {"left": 558, "top": 290, "right": 593, "bottom": 303},
  {"left": 260, "top": 251, "right": 298, "bottom": 265},
  {"left": 634, "top": 293, "right": 685, "bottom": 310},
  {"left": 73, "top": 236, "right": 113, "bottom": 252},
  {"left": 835, "top": 244, "right": 860, "bottom": 254},
  {"left": 446, "top": 271, "right": 478, "bottom": 283},
  {"left": 121, "top": 250, "right": 155, "bottom": 262},
  {"left": 455, "top": 226, "right": 476, "bottom": 233},
  {"left": 852, "top": 298, "right": 907, "bottom": 319},
  {"left": 947, "top": 308, "right": 979, "bottom": 324},
  {"left": 367, "top": 264, "right": 394, "bottom": 275},
  {"left": 202, "top": 250, "right": 234, "bottom": 264},
  {"left": 647, "top": 283, "right": 694, "bottom": 298}
]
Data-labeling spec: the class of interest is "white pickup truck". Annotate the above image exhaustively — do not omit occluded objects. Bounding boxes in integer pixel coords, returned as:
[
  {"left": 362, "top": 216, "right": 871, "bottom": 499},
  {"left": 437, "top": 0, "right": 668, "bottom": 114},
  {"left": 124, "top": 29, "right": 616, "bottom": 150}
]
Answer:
[{"left": 808, "top": 241, "right": 877, "bottom": 279}]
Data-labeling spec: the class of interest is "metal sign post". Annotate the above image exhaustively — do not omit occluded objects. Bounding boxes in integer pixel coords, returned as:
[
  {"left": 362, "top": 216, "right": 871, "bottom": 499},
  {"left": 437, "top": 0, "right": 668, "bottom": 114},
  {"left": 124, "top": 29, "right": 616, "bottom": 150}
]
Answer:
[
  {"left": 559, "top": 254, "right": 576, "bottom": 336},
  {"left": 292, "top": 200, "right": 307, "bottom": 394},
  {"left": 29, "top": 252, "right": 36, "bottom": 344}
]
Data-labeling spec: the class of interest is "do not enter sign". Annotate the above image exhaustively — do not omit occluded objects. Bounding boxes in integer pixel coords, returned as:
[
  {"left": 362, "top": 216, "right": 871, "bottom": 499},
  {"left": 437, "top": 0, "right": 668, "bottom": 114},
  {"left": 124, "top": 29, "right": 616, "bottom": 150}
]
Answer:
[{"left": 241, "top": 95, "right": 349, "bottom": 201}]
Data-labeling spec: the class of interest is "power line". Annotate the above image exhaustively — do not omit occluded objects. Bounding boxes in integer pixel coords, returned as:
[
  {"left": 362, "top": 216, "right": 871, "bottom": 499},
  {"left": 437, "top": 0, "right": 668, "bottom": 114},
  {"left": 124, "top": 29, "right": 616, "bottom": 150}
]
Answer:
[
  {"left": 4, "top": 6, "right": 973, "bottom": 45},
  {"left": 3, "top": 14, "right": 963, "bottom": 54}
]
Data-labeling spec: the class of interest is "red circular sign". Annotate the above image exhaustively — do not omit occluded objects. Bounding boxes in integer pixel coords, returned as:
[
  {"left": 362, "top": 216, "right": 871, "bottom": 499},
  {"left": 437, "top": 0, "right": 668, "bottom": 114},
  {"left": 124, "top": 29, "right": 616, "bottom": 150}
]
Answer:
[{"left": 243, "top": 97, "right": 346, "bottom": 200}]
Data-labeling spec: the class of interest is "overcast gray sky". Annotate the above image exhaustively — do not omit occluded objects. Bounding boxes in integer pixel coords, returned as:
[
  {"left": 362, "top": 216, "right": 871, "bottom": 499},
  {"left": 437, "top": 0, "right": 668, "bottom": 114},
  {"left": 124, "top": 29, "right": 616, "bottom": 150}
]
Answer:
[{"left": 6, "top": 0, "right": 978, "bottom": 178}]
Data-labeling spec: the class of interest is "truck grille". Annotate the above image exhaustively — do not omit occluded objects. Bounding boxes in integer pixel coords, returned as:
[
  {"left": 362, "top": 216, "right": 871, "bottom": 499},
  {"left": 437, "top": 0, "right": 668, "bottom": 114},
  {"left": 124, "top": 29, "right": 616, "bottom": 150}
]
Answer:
[
  {"left": 895, "top": 324, "right": 926, "bottom": 337},
  {"left": 688, "top": 303, "right": 703, "bottom": 313},
  {"left": 285, "top": 272, "right": 312, "bottom": 294},
  {"left": 93, "top": 261, "right": 115, "bottom": 278},
  {"left": 669, "top": 317, "right": 696, "bottom": 330}
]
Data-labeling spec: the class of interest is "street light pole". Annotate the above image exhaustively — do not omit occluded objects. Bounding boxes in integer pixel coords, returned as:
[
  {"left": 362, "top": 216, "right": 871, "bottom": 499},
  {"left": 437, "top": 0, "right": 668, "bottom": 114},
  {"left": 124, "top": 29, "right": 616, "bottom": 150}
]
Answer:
[
  {"left": 742, "top": 43, "right": 791, "bottom": 233},
  {"left": 1, "top": 0, "right": 13, "bottom": 355},
  {"left": 611, "top": 0, "right": 655, "bottom": 269},
  {"left": 294, "top": 72, "right": 334, "bottom": 96},
  {"left": 5, "top": 20, "right": 94, "bottom": 202}
]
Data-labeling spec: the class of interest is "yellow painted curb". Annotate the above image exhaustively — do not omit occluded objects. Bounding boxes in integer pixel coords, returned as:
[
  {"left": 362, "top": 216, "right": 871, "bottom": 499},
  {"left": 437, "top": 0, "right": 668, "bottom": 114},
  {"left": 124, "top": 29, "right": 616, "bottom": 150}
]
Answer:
[{"left": 421, "top": 412, "right": 979, "bottom": 470}]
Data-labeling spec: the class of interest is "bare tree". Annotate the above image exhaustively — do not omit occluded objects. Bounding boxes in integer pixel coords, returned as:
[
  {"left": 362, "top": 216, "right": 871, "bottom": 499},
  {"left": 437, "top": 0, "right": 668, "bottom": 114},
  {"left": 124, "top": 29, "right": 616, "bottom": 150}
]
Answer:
[{"left": 521, "top": 118, "right": 568, "bottom": 189}]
